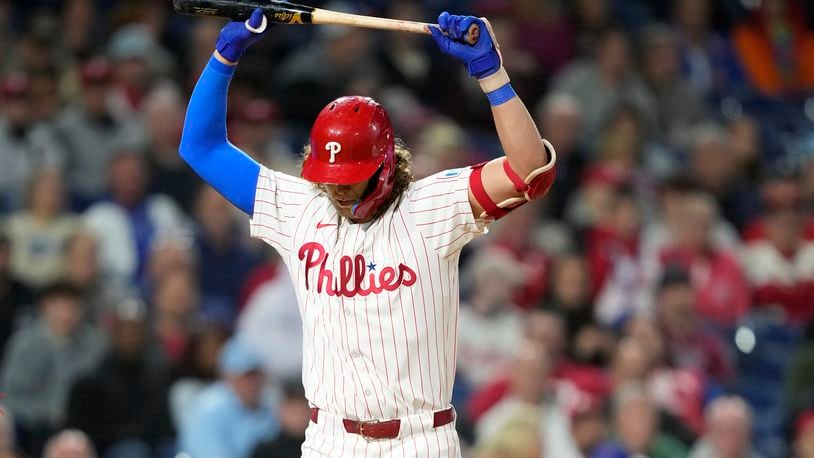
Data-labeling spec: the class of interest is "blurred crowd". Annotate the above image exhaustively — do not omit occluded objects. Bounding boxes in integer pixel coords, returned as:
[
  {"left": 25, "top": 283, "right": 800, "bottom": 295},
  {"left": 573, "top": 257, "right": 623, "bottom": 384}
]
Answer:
[{"left": 0, "top": 0, "right": 812, "bottom": 457}]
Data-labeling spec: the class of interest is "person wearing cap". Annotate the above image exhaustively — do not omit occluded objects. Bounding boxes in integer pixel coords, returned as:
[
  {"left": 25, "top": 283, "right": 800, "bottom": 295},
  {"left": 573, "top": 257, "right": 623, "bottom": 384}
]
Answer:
[
  {"left": 55, "top": 56, "right": 143, "bottom": 205},
  {"left": 178, "top": 336, "right": 278, "bottom": 458},
  {"left": 0, "top": 71, "right": 66, "bottom": 211}
]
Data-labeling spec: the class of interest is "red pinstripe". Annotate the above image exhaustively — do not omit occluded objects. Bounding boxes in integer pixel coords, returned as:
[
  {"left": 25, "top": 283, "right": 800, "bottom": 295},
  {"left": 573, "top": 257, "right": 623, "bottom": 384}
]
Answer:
[
  {"left": 425, "top": 222, "right": 480, "bottom": 240},
  {"left": 419, "top": 235, "right": 445, "bottom": 403},
  {"left": 255, "top": 185, "right": 306, "bottom": 196},
  {"left": 347, "top": 225, "right": 375, "bottom": 420},
  {"left": 414, "top": 211, "right": 471, "bottom": 227},
  {"left": 408, "top": 201, "right": 469, "bottom": 214},
  {"left": 399, "top": 210, "right": 441, "bottom": 406},
  {"left": 408, "top": 188, "right": 468, "bottom": 203}
]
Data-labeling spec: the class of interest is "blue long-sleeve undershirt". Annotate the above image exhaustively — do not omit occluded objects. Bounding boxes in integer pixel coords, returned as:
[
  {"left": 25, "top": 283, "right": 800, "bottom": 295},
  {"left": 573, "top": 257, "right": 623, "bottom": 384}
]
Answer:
[{"left": 179, "top": 56, "right": 260, "bottom": 215}]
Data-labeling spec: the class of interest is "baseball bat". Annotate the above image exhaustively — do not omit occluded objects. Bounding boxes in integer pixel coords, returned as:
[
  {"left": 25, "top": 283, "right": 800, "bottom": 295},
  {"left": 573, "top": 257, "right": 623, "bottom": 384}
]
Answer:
[{"left": 172, "top": 0, "right": 479, "bottom": 45}]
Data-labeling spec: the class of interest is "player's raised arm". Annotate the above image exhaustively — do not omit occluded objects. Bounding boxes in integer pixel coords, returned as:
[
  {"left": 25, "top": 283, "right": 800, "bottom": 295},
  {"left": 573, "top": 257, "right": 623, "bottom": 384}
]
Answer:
[
  {"left": 430, "top": 13, "right": 556, "bottom": 220},
  {"left": 179, "top": 9, "right": 269, "bottom": 216}
]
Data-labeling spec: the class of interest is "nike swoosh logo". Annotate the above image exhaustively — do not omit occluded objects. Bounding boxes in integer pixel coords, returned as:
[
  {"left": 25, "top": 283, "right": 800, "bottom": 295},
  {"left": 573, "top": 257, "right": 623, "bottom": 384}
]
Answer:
[{"left": 316, "top": 222, "right": 337, "bottom": 229}]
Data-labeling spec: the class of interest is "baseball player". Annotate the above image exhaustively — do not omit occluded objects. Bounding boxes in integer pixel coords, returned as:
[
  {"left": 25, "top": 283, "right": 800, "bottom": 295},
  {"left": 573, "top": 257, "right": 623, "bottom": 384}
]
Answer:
[{"left": 180, "top": 7, "right": 556, "bottom": 457}]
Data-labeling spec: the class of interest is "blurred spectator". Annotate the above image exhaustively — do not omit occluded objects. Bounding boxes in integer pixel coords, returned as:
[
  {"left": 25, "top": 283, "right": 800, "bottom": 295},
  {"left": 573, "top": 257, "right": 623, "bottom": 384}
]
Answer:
[
  {"left": 688, "top": 124, "right": 760, "bottom": 230},
  {"left": 142, "top": 84, "right": 199, "bottom": 211},
  {"left": 506, "top": 0, "right": 575, "bottom": 76},
  {"left": 179, "top": 336, "right": 279, "bottom": 458},
  {"left": 28, "top": 66, "right": 60, "bottom": 124},
  {"left": 42, "top": 430, "right": 96, "bottom": 458},
  {"left": 640, "top": 175, "right": 740, "bottom": 283},
  {"left": 0, "top": 233, "right": 34, "bottom": 353},
  {"left": 688, "top": 395, "right": 761, "bottom": 458},
  {"left": 658, "top": 192, "right": 750, "bottom": 326},
  {"left": 567, "top": 0, "right": 613, "bottom": 55},
  {"left": 564, "top": 164, "right": 628, "bottom": 229},
  {"left": 552, "top": 26, "right": 655, "bottom": 140},
  {"left": 742, "top": 204, "right": 814, "bottom": 323},
  {"left": 726, "top": 116, "right": 762, "bottom": 181},
  {"left": 66, "top": 298, "right": 172, "bottom": 457},
  {"left": 152, "top": 268, "right": 199, "bottom": 365},
  {"left": 0, "top": 72, "right": 66, "bottom": 211},
  {"left": 193, "top": 185, "right": 262, "bottom": 321},
  {"left": 62, "top": 232, "right": 121, "bottom": 322},
  {"left": 624, "top": 317, "right": 714, "bottom": 438},
  {"left": 673, "top": 0, "right": 746, "bottom": 100},
  {"left": 476, "top": 340, "right": 581, "bottom": 458},
  {"left": 144, "top": 235, "right": 196, "bottom": 297},
  {"left": 411, "top": 118, "right": 474, "bottom": 180},
  {"left": 655, "top": 266, "right": 733, "bottom": 383},
  {"left": 487, "top": 200, "right": 564, "bottom": 309},
  {"left": 0, "top": 283, "right": 106, "bottom": 453},
  {"left": 230, "top": 98, "right": 298, "bottom": 175},
  {"left": 544, "top": 254, "right": 593, "bottom": 346},
  {"left": 376, "top": 2, "right": 438, "bottom": 97},
  {"left": 237, "top": 268, "right": 302, "bottom": 382},
  {"left": 61, "top": 0, "right": 98, "bottom": 58},
  {"left": 742, "top": 169, "right": 814, "bottom": 242},
  {"left": 588, "top": 187, "right": 649, "bottom": 326},
  {"left": 475, "top": 403, "right": 542, "bottom": 458},
  {"left": 570, "top": 400, "right": 608, "bottom": 457},
  {"left": 591, "top": 383, "right": 688, "bottom": 458},
  {"left": 170, "top": 320, "right": 230, "bottom": 431},
  {"left": 732, "top": 0, "right": 814, "bottom": 97},
  {"left": 640, "top": 24, "right": 707, "bottom": 149},
  {"left": 54, "top": 57, "right": 143, "bottom": 206},
  {"left": 273, "top": 2, "right": 383, "bottom": 124},
  {"left": 796, "top": 410, "right": 814, "bottom": 458},
  {"left": 5, "top": 168, "right": 78, "bottom": 290},
  {"left": 82, "top": 152, "right": 187, "bottom": 287},
  {"left": 106, "top": 24, "right": 172, "bottom": 113},
  {"left": 250, "top": 381, "right": 309, "bottom": 458},
  {"left": 458, "top": 248, "right": 524, "bottom": 389},
  {"left": 11, "top": 13, "right": 60, "bottom": 73}
]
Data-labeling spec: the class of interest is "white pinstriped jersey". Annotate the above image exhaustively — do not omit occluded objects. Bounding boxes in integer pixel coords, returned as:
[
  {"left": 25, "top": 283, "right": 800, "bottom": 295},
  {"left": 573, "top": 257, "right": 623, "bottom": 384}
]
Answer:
[{"left": 250, "top": 165, "right": 489, "bottom": 421}]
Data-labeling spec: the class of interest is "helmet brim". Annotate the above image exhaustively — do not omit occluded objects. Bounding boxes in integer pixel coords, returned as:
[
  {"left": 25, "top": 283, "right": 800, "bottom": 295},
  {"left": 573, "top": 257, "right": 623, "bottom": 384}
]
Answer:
[{"left": 301, "top": 155, "right": 384, "bottom": 185}]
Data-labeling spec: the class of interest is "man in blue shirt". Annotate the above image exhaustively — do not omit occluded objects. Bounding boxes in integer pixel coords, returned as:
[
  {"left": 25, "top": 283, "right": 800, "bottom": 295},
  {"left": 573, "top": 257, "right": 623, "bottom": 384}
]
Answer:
[{"left": 179, "top": 336, "right": 278, "bottom": 458}]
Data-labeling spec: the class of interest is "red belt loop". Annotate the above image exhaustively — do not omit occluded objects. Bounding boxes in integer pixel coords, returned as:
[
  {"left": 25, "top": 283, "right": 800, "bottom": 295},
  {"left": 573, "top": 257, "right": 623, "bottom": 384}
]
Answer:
[{"left": 309, "top": 407, "right": 455, "bottom": 440}]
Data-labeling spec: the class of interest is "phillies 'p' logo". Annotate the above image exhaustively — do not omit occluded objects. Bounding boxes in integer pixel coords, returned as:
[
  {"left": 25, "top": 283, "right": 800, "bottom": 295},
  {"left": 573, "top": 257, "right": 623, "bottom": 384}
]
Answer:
[{"left": 325, "top": 142, "right": 342, "bottom": 163}]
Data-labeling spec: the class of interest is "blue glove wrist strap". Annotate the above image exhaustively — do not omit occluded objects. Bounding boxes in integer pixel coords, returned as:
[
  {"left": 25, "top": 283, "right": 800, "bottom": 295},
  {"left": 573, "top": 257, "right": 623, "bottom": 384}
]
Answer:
[
  {"left": 486, "top": 83, "right": 517, "bottom": 106},
  {"left": 216, "top": 37, "right": 243, "bottom": 63},
  {"left": 467, "top": 51, "right": 501, "bottom": 79}
]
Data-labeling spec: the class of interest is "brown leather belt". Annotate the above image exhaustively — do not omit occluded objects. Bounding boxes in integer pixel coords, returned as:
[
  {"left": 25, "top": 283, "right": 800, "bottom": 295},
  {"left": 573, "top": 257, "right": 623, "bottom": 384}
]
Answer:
[{"left": 309, "top": 407, "right": 455, "bottom": 440}]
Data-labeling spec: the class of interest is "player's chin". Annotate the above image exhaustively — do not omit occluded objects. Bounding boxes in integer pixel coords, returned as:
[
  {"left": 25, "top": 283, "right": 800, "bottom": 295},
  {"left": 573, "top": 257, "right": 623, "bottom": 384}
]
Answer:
[{"left": 333, "top": 201, "right": 355, "bottom": 218}]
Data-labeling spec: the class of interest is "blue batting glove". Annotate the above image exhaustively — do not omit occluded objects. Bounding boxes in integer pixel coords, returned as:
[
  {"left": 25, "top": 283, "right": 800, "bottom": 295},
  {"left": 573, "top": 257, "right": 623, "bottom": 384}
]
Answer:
[
  {"left": 430, "top": 12, "right": 502, "bottom": 79},
  {"left": 216, "top": 8, "right": 269, "bottom": 63}
]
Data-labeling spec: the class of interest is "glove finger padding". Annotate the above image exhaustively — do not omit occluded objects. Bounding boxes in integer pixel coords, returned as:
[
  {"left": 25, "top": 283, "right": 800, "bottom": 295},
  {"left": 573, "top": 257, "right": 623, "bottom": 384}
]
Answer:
[
  {"left": 216, "top": 7, "right": 269, "bottom": 62},
  {"left": 245, "top": 8, "right": 267, "bottom": 33}
]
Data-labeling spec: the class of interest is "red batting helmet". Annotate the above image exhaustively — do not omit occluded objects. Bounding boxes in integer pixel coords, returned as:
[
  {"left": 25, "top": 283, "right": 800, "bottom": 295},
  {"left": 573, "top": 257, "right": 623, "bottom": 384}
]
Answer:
[{"left": 302, "top": 96, "right": 396, "bottom": 219}]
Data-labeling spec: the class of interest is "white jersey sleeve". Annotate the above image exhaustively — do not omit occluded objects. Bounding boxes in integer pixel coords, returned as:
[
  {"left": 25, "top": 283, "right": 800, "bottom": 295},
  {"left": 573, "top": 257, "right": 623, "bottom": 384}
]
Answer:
[
  {"left": 249, "top": 166, "right": 318, "bottom": 257},
  {"left": 406, "top": 167, "right": 490, "bottom": 259}
]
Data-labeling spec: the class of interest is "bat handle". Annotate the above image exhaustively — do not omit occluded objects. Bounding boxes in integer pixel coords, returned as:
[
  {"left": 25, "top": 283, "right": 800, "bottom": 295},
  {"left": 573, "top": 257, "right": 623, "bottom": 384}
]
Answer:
[
  {"left": 429, "top": 22, "right": 480, "bottom": 46},
  {"left": 465, "top": 22, "right": 480, "bottom": 46}
]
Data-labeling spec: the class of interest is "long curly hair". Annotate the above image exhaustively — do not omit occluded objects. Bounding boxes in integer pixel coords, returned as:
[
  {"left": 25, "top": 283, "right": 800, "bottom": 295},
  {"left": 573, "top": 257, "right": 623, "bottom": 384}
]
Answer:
[{"left": 299, "top": 139, "right": 413, "bottom": 221}]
